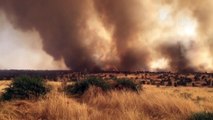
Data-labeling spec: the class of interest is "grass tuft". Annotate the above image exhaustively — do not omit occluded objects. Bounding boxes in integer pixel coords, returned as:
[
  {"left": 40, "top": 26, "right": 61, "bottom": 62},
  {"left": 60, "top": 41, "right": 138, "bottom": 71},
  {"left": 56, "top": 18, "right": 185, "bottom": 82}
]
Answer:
[
  {"left": 65, "top": 77, "right": 110, "bottom": 95},
  {"left": 189, "top": 112, "right": 213, "bottom": 120}
]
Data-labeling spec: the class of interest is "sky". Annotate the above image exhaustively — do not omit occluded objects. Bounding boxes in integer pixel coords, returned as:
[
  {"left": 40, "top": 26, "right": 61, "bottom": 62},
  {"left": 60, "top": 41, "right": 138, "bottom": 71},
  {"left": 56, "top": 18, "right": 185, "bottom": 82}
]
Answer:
[{"left": 0, "top": 12, "right": 67, "bottom": 70}]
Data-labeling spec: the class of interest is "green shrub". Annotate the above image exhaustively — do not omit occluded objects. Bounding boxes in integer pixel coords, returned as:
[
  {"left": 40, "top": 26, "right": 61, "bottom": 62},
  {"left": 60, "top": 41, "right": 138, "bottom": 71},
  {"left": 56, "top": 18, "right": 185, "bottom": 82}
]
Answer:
[
  {"left": 65, "top": 77, "right": 141, "bottom": 96},
  {"left": 189, "top": 112, "right": 213, "bottom": 120},
  {"left": 115, "top": 78, "right": 141, "bottom": 92},
  {"left": 65, "top": 77, "right": 110, "bottom": 95},
  {"left": 1, "top": 76, "right": 49, "bottom": 100}
]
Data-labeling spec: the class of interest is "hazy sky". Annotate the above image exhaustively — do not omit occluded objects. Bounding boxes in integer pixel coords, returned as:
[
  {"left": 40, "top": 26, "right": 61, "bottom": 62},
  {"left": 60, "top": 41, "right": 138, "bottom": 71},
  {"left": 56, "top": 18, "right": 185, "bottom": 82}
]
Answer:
[{"left": 0, "top": 12, "right": 67, "bottom": 70}]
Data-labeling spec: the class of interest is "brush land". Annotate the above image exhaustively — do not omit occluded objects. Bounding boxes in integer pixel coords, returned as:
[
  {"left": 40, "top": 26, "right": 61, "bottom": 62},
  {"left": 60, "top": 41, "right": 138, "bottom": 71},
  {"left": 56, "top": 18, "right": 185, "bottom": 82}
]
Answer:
[{"left": 0, "top": 80, "right": 213, "bottom": 120}]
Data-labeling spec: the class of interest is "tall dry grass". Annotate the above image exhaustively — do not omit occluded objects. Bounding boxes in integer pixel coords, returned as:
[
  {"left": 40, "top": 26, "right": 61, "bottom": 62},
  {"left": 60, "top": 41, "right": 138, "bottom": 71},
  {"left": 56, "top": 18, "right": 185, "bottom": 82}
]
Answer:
[
  {"left": 0, "top": 81, "right": 11, "bottom": 94},
  {"left": 81, "top": 87, "right": 201, "bottom": 120},
  {"left": 143, "top": 85, "right": 213, "bottom": 111},
  {"left": 0, "top": 82, "right": 212, "bottom": 120}
]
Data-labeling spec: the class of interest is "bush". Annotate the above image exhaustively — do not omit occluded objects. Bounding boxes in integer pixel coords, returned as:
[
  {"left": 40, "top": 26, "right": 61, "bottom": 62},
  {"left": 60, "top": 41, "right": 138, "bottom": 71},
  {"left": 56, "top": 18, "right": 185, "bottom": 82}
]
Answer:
[
  {"left": 1, "top": 76, "right": 49, "bottom": 100},
  {"left": 115, "top": 78, "right": 141, "bottom": 91},
  {"left": 65, "top": 77, "right": 110, "bottom": 95},
  {"left": 65, "top": 77, "right": 142, "bottom": 96},
  {"left": 189, "top": 112, "right": 213, "bottom": 120}
]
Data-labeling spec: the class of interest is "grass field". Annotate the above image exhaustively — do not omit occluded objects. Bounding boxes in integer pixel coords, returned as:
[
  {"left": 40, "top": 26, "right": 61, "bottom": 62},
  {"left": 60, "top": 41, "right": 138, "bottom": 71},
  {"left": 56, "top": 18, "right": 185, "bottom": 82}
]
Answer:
[{"left": 0, "top": 81, "right": 212, "bottom": 120}]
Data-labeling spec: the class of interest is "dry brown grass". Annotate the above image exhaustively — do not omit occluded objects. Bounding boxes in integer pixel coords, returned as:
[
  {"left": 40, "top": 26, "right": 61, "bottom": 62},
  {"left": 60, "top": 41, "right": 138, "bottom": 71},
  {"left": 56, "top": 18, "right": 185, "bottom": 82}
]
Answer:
[
  {"left": 0, "top": 81, "right": 11, "bottom": 95},
  {"left": 143, "top": 85, "right": 213, "bottom": 111},
  {"left": 0, "top": 81, "right": 212, "bottom": 120},
  {"left": 81, "top": 87, "right": 201, "bottom": 120}
]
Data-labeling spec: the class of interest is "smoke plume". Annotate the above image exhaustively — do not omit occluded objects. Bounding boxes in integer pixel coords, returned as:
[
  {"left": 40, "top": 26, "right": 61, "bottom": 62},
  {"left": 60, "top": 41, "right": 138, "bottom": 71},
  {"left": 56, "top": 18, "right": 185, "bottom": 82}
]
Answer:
[
  {"left": 0, "top": 0, "right": 212, "bottom": 72},
  {"left": 93, "top": 0, "right": 151, "bottom": 70},
  {"left": 158, "top": 42, "right": 195, "bottom": 72}
]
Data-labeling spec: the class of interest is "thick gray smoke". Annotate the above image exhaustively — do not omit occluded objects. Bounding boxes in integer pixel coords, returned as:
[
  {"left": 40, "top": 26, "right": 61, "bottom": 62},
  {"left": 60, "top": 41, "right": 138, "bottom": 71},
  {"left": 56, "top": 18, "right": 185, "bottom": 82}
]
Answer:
[
  {"left": 93, "top": 0, "right": 150, "bottom": 70},
  {"left": 0, "top": 0, "right": 212, "bottom": 72},
  {"left": 0, "top": 0, "right": 150, "bottom": 71},
  {"left": 158, "top": 42, "right": 195, "bottom": 72}
]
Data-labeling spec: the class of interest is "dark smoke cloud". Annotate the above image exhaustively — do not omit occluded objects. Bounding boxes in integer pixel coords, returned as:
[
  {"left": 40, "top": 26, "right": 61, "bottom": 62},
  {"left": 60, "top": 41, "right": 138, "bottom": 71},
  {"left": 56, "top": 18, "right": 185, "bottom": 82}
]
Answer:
[
  {"left": 0, "top": 0, "right": 150, "bottom": 71},
  {"left": 93, "top": 0, "right": 150, "bottom": 70},
  {"left": 158, "top": 42, "right": 195, "bottom": 72}
]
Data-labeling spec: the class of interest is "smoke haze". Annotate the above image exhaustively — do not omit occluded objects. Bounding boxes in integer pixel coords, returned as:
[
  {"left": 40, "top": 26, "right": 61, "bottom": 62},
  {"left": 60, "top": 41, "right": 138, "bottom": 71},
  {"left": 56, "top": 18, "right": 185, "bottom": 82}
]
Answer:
[{"left": 0, "top": 0, "right": 212, "bottom": 72}]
